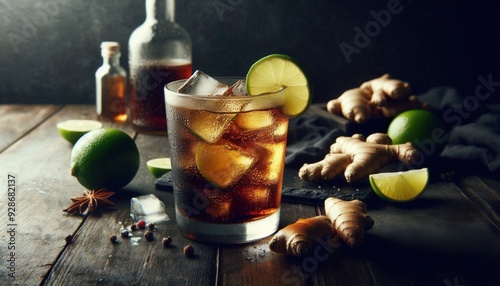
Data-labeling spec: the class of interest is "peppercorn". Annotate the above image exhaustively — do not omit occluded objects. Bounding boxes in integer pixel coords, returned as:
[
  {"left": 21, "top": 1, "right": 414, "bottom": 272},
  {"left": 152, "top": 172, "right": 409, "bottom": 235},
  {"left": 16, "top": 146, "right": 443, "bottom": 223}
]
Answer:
[
  {"left": 129, "top": 224, "right": 138, "bottom": 231},
  {"left": 110, "top": 234, "right": 117, "bottom": 243},
  {"left": 162, "top": 236, "right": 172, "bottom": 247},
  {"left": 148, "top": 223, "right": 155, "bottom": 231},
  {"left": 144, "top": 230, "right": 154, "bottom": 241},
  {"left": 120, "top": 229, "right": 129, "bottom": 238},
  {"left": 65, "top": 234, "right": 73, "bottom": 245},
  {"left": 183, "top": 245, "right": 195, "bottom": 257},
  {"left": 137, "top": 220, "right": 146, "bottom": 229}
]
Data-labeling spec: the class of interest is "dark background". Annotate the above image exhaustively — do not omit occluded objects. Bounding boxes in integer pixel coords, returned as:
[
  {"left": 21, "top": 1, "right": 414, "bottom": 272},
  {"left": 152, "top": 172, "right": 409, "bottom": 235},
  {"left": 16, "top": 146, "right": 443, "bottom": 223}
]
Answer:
[{"left": 0, "top": 0, "right": 499, "bottom": 104}]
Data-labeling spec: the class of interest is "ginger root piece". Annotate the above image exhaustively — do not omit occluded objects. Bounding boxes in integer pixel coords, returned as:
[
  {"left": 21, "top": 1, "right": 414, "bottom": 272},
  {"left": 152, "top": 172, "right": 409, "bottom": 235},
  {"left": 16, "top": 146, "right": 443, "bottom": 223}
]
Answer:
[
  {"left": 325, "top": 197, "right": 374, "bottom": 248},
  {"left": 269, "top": 198, "right": 375, "bottom": 256},
  {"left": 269, "top": 215, "right": 333, "bottom": 257},
  {"left": 360, "top": 73, "right": 411, "bottom": 106},
  {"left": 298, "top": 133, "right": 419, "bottom": 183},
  {"left": 327, "top": 74, "right": 422, "bottom": 123},
  {"left": 327, "top": 88, "right": 372, "bottom": 123},
  {"left": 372, "top": 95, "right": 427, "bottom": 118}
]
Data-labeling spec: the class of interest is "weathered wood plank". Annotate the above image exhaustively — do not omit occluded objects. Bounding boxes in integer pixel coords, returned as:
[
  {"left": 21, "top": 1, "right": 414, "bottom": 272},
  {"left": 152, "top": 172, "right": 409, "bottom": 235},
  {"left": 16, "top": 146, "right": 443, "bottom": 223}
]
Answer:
[
  {"left": 0, "top": 105, "right": 134, "bottom": 285},
  {"left": 457, "top": 175, "right": 500, "bottom": 229},
  {"left": 45, "top": 132, "right": 217, "bottom": 285},
  {"left": 357, "top": 181, "right": 500, "bottom": 286},
  {"left": 0, "top": 104, "right": 61, "bottom": 153},
  {"left": 218, "top": 203, "right": 317, "bottom": 286},
  {"left": 44, "top": 199, "right": 216, "bottom": 285}
]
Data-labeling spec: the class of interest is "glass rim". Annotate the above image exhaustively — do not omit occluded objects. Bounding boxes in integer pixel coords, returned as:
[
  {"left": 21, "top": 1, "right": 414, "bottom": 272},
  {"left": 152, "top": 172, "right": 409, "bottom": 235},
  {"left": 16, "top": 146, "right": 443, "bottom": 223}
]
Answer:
[
  {"left": 164, "top": 77, "right": 286, "bottom": 113},
  {"left": 164, "top": 77, "right": 285, "bottom": 99}
]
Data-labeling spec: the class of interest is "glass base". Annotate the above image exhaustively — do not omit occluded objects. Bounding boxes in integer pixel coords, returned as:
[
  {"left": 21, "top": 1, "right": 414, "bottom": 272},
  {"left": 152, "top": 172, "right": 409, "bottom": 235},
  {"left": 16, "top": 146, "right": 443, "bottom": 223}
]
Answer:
[{"left": 176, "top": 208, "right": 280, "bottom": 244}]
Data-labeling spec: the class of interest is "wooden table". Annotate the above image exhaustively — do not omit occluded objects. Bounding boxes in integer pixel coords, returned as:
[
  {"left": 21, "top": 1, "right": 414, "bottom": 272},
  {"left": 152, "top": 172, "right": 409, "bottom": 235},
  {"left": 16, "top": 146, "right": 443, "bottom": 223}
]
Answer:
[{"left": 1, "top": 104, "right": 499, "bottom": 286}]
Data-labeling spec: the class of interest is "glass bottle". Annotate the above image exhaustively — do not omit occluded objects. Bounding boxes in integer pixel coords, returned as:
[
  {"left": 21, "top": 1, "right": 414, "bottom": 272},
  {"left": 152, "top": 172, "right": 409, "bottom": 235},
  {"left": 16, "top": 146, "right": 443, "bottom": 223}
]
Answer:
[
  {"left": 95, "top": 41, "right": 128, "bottom": 122},
  {"left": 128, "top": 0, "right": 192, "bottom": 134}
]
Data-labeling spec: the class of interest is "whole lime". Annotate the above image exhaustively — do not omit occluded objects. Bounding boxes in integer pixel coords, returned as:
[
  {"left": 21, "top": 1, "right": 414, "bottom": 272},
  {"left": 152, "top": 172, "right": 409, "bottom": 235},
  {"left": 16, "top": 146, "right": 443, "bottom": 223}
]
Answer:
[
  {"left": 387, "top": 109, "right": 445, "bottom": 148},
  {"left": 70, "top": 128, "right": 140, "bottom": 190}
]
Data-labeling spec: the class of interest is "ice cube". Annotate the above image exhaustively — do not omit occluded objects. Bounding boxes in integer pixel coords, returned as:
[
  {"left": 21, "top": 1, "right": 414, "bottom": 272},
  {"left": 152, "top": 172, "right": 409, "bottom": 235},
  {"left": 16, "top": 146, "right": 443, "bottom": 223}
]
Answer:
[
  {"left": 240, "top": 186, "right": 270, "bottom": 203},
  {"left": 234, "top": 110, "right": 274, "bottom": 130},
  {"left": 130, "top": 194, "right": 170, "bottom": 223},
  {"left": 223, "top": 80, "right": 247, "bottom": 96},
  {"left": 178, "top": 70, "right": 229, "bottom": 96},
  {"left": 185, "top": 110, "right": 236, "bottom": 143},
  {"left": 172, "top": 127, "right": 198, "bottom": 169},
  {"left": 253, "top": 142, "right": 287, "bottom": 184},
  {"left": 195, "top": 141, "right": 257, "bottom": 189},
  {"left": 272, "top": 117, "right": 288, "bottom": 139},
  {"left": 205, "top": 200, "right": 232, "bottom": 219},
  {"left": 198, "top": 188, "right": 233, "bottom": 219}
]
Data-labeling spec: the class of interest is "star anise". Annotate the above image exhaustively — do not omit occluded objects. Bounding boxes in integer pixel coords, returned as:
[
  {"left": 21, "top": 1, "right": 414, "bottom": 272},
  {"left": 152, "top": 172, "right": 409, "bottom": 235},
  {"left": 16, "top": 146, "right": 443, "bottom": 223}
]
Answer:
[{"left": 63, "top": 188, "right": 115, "bottom": 215}]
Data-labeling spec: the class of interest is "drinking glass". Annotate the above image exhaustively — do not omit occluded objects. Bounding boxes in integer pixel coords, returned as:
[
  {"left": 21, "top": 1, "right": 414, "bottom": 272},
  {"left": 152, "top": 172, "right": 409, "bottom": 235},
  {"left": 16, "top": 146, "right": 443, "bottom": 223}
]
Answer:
[{"left": 165, "top": 78, "right": 288, "bottom": 243}]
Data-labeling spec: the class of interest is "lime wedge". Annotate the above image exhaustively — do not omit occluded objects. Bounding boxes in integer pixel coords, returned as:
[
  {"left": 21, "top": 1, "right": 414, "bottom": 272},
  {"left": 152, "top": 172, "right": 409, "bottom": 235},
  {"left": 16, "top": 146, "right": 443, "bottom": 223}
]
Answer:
[
  {"left": 369, "top": 168, "right": 429, "bottom": 202},
  {"left": 57, "top": 119, "right": 103, "bottom": 144},
  {"left": 146, "top": 158, "right": 172, "bottom": 178},
  {"left": 246, "top": 54, "right": 312, "bottom": 117}
]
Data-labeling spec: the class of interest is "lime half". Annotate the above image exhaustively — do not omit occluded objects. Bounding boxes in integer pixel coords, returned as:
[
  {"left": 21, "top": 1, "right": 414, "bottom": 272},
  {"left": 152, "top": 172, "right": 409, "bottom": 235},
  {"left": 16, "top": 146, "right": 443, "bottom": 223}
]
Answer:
[
  {"left": 146, "top": 158, "right": 172, "bottom": 178},
  {"left": 57, "top": 119, "right": 103, "bottom": 144},
  {"left": 369, "top": 168, "right": 429, "bottom": 202},
  {"left": 246, "top": 54, "right": 312, "bottom": 117}
]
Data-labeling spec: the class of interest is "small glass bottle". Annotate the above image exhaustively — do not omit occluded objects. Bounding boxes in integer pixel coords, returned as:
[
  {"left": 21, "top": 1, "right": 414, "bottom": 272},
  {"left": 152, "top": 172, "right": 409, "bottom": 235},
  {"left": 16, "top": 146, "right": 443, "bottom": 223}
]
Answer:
[
  {"left": 128, "top": 0, "right": 192, "bottom": 134},
  {"left": 95, "top": 42, "right": 128, "bottom": 122}
]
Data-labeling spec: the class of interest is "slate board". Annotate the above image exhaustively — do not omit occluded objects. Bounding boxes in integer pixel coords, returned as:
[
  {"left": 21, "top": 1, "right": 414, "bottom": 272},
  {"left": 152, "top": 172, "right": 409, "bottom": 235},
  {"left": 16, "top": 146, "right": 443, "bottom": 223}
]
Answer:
[{"left": 155, "top": 168, "right": 372, "bottom": 206}]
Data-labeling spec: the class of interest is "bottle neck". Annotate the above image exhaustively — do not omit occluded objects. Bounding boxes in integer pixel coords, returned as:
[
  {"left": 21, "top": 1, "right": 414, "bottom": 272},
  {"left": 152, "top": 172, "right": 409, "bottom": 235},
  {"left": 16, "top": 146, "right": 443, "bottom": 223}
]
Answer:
[
  {"left": 146, "top": 0, "right": 175, "bottom": 23},
  {"left": 102, "top": 53, "right": 120, "bottom": 66}
]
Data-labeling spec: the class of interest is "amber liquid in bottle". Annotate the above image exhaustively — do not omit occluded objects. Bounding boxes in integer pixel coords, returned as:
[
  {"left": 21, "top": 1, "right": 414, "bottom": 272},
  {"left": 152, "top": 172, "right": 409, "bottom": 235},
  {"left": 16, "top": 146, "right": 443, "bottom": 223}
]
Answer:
[
  {"left": 101, "top": 76, "right": 127, "bottom": 122},
  {"left": 96, "top": 42, "right": 128, "bottom": 122},
  {"left": 129, "top": 59, "right": 192, "bottom": 133}
]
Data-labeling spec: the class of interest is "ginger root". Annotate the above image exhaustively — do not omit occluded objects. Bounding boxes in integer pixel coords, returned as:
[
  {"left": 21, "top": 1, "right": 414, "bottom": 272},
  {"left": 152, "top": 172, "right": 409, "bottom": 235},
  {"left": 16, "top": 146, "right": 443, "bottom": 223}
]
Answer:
[
  {"left": 298, "top": 133, "right": 419, "bottom": 183},
  {"left": 325, "top": 197, "right": 374, "bottom": 248},
  {"left": 269, "top": 198, "right": 374, "bottom": 256},
  {"left": 327, "top": 87, "right": 372, "bottom": 123},
  {"left": 360, "top": 73, "right": 410, "bottom": 106},
  {"left": 327, "top": 74, "right": 424, "bottom": 123},
  {"left": 269, "top": 216, "right": 333, "bottom": 257}
]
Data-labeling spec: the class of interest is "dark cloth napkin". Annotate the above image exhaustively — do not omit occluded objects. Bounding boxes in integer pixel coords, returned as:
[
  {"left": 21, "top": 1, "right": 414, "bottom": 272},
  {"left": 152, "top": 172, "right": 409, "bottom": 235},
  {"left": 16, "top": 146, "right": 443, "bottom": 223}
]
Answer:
[
  {"left": 285, "top": 113, "right": 345, "bottom": 168},
  {"left": 440, "top": 104, "right": 500, "bottom": 172},
  {"left": 416, "top": 87, "right": 500, "bottom": 173}
]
